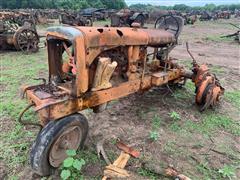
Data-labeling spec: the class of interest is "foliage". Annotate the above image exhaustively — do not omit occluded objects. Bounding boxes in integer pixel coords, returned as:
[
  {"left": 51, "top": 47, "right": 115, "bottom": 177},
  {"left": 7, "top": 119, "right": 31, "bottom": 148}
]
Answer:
[
  {"left": 60, "top": 149, "right": 85, "bottom": 180},
  {"left": 129, "top": 3, "right": 240, "bottom": 12},
  {"left": 1, "top": 0, "right": 127, "bottom": 10},
  {"left": 152, "top": 115, "right": 161, "bottom": 129},
  {"left": 149, "top": 130, "right": 159, "bottom": 141},
  {"left": 183, "top": 113, "right": 240, "bottom": 136},
  {"left": 173, "top": 4, "right": 190, "bottom": 11},
  {"left": 169, "top": 111, "right": 181, "bottom": 121},
  {"left": 0, "top": 49, "right": 47, "bottom": 176},
  {"left": 218, "top": 165, "right": 236, "bottom": 179},
  {"left": 225, "top": 90, "right": 240, "bottom": 109},
  {"left": 138, "top": 167, "right": 158, "bottom": 179},
  {"left": 149, "top": 115, "right": 161, "bottom": 141}
]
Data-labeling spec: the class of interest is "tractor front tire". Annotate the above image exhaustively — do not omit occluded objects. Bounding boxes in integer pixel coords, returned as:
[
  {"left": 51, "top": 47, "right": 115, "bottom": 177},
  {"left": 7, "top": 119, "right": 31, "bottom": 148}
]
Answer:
[{"left": 30, "top": 113, "right": 88, "bottom": 176}]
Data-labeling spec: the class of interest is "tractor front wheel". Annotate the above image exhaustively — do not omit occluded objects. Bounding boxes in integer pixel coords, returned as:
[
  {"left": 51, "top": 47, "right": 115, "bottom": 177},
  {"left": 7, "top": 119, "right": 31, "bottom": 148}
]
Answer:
[
  {"left": 13, "top": 27, "right": 39, "bottom": 53},
  {"left": 30, "top": 113, "right": 88, "bottom": 176},
  {"left": 134, "top": 15, "right": 145, "bottom": 27}
]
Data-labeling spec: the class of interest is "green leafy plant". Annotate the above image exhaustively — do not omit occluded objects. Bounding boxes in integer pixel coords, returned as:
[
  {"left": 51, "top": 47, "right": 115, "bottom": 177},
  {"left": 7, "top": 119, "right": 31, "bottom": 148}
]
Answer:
[
  {"left": 60, "top": 149, "right": 85, "bottom": 180},
  {"left": 170, "top": 111, "right": 181, "bottom": 121},
  {"left": 149, "top": 131, "right": 159, "bottom": 141},
  {"left": 152, "top": 115, "right": 161, "bottom": 129},
  {"left": 218, "top": 165, "right": 236, "bottom": 179}
]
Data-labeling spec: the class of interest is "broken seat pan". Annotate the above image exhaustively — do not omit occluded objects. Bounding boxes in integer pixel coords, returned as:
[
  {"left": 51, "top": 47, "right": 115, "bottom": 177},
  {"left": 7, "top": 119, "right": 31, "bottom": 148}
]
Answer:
[{"left": 47, "top": 26, "right": 176, "bottom": 48}]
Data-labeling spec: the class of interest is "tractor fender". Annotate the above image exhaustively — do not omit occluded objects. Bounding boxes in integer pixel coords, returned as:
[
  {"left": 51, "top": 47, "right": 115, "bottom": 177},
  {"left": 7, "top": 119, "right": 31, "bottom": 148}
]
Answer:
[{"left": 130, "top": 13, "right": 144, "bottom": 20}]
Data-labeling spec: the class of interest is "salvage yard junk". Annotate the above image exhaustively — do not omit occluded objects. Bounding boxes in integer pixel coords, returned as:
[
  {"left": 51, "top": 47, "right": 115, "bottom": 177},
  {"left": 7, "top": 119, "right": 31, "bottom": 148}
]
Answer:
[
  {"left": 102, "top": 141, "right": 140, "bottom": 179},
  {"left": 111, "top": 9, "right": 149, "bottom": 27},
  {"left": 199, "top": 11, "right": 213, "bottom": 21},
  {"left": 19, "top": 15, "right": 224, "bottom": 176},
  {"left": 221, "top": 23, "right": 240, "bottom": 43},
  {"left": 183, "top": 13, "right": 197, "bottom": 25},
  {"left": 59, "top": 10, "right": 93, "bottom": 26},
  {"left": 79, "top": 8, "right": 109, "bottom": 21},
  {"left": 214, "top": 10, "right": 231, "bottom": 19},
  {"left": 0, "top": 11, "right": 39, "bottom": 52}
]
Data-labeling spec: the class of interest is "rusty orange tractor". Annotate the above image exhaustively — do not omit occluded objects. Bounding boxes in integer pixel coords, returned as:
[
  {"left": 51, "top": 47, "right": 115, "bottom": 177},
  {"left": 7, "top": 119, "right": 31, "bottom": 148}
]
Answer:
[{"left": 19, "top": 16, "right": 224, "bottom": 176}]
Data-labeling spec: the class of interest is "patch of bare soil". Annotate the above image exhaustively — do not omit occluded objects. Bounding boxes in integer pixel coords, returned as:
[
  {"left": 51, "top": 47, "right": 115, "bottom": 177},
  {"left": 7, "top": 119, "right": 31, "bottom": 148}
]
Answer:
[{"left": 84, "top": 88, "right": 238, "bottom": 178}]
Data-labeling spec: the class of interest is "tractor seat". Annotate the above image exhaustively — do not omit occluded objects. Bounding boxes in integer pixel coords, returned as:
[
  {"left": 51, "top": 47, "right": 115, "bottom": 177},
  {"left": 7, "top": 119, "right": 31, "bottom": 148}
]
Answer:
[{"left": 142, "top": 29, "right": 176, "bottom": 46}]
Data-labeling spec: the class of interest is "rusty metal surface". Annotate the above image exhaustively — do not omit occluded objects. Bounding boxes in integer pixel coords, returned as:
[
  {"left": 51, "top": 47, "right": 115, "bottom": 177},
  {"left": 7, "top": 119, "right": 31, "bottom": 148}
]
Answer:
[
  {"left": 0, "top": 10, "right": 39, "bottom": 52},
  {"left": 110, "top": 9, "right": 148, "bottom": 27},
  {"left": 49, "top": 126, "right": 82, "bottom": 167},
  {"left": 47, "top": 26, "right": 175, "bottom": 48},
  {"left": 116, "top": 141, "right": 140, "bottom": 158},
  {"left": 21, "top": 24, "right": 224, "bottom": 126},
  {"left": 192, "top": 64, "right": 224, "bottom": 111},
  {"left": 59, "top": 11, "right": 93, "bottom": 26}
]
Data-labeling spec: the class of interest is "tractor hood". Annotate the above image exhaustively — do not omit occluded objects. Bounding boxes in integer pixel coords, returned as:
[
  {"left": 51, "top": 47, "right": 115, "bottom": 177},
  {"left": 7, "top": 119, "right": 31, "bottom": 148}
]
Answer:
[{"left": 47, "top": 26, "right": 176, "bottom": 47}]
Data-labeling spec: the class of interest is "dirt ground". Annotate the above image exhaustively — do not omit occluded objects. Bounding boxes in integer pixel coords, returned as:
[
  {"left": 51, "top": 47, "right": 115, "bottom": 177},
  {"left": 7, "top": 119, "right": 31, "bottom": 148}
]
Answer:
[{"left": 0, "top": 18, "right": 239, "bottom": 180}]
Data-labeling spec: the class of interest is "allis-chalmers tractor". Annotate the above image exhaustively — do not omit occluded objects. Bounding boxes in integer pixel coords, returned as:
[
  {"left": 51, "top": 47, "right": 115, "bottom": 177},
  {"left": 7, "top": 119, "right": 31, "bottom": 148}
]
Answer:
[{"left": 19, "top": 16, "right": 224, "bottom": 176}]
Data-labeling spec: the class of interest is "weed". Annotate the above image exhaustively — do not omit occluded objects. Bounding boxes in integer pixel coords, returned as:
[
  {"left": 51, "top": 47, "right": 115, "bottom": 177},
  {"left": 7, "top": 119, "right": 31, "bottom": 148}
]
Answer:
[
  {"left": 196, "top": 162, "right": 220, "bottom": 179},
  {"left": 209, "top": 65, "right": 225, "bottom": 75},
  {"left": 149, "top": 114, "right": 161, "bottom": 141},
  {"left": 77, "top": 148, "right": 98, "bottom": 164},
  {"left": 218, "top": 165, "right": 236, "bottom": 179},
  {"left": 173, "top": 80, "right": 195, "bottom": 100},
  {"left": 169, "top": 111, "right": 181, "bottom": 120},
  {"left": 152, "top": 115, "right": 161, "bottom": 129},
  {"left": 204, "top": 35, "right": 232, "bottom": 43},
  {"left": 225, "top": 90, "right": 240, "bottom": 109},
  {"left": 149, "top": 131, "right": 159, "bottom": 141},
  {"left": 60, "top": 149, "right": 85, "bottom": 180},
  {"left": 169, "top": 122, "right": 182, "bottom": 132},
  {"left": 182, "top": 113, "right": 240, "bottom": 136},
  {"left": 137, "top": 167, "right": 158, "bottom": 180},
  {"left": 110, "top": 138, "right": 117, "bottom": 145}
]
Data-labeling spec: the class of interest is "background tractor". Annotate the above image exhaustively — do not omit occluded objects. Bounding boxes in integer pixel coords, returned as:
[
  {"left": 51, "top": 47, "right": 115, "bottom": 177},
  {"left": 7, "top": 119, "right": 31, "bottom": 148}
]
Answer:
[
  {"left": 111, "top": 9, "right": 148, "bottom": 27},
  {"left": 0, "top": 11, "right": 39, "bottom": 53}
]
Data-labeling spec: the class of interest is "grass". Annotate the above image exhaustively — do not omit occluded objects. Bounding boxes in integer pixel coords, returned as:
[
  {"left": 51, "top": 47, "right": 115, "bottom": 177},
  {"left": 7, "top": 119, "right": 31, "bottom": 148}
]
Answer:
[
  {"left": 218, "top": 165, "right": 237, "bottom": 179},
  {"left": 149, "top": 115, "right": 161, "bottom": 141},
  {"left": 204, "top": 34, "right": 233, "bottom": 43},
  {"left": 0, "top": 49, "right": 47, "bottom": 175},
  {"left": 209, "top": 65, "right": 225, "bottom": 75},
  {"left": 179, "top": 113, "right": 240, "bottom": 136},
  {"left": 196, "top": 162, "right": 238, "bottom": 180},
  {"left": 93, "top": 19, "right": 111, "bottom": 26},
  {"left": 172, "top": 80, "right": 195, "bottom": 100},
  {"left": 137, "top": 167, "right": 159, "bottom": 180},
  {"left": 224, "top": 90, "right": 240, "bottom": 109}
]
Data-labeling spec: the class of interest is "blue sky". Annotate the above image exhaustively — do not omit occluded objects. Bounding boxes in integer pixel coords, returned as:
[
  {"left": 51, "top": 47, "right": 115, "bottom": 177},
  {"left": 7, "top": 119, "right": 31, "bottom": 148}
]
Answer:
[{"left": 125, "top": 0, "right": 240, "bottom": 6}]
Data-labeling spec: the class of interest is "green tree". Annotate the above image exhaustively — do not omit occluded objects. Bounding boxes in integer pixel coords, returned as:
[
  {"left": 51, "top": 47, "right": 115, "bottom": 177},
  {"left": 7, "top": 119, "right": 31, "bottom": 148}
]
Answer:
[
  {"left": 101, "top": 0, "right": 127, "bottom": 9},
  {"left": 173, "top": 4, "right": 190, "bottom": 11},
  {"left": 203, "top": 3, "right": 217, "bottom": 11}
]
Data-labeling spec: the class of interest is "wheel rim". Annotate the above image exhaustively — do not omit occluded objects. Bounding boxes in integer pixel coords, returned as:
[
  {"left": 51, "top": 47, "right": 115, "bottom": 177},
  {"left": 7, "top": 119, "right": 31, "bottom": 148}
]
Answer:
[
  {"left": 135, "top": 16, "right": 144, "bottom": 27},
  {"left": 86, "top": 19, "right": 92, "bottom": 26},
  {"left": 49, "top": 126, "right": 82, "bottom": 167},
  {"left": 155, "top": 15, "right": 180, "bottom": 38},
  {"left": 16, "top": 29, "right": 39, "bottom": 53}
]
